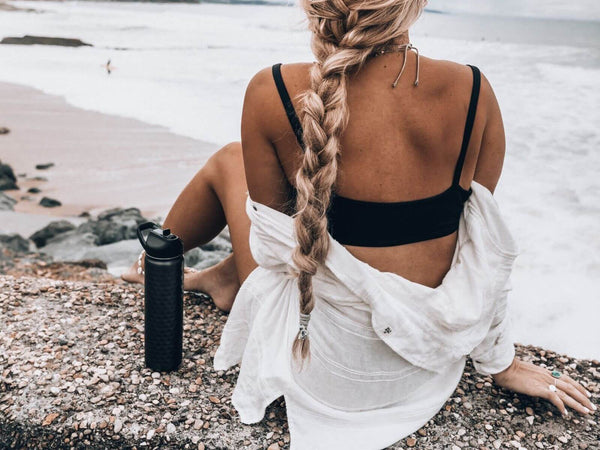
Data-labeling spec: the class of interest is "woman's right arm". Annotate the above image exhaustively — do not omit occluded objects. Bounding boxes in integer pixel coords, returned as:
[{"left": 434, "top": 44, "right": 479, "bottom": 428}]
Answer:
[{"left": 474, "top": 74, "right": 597, "bottom": 417}]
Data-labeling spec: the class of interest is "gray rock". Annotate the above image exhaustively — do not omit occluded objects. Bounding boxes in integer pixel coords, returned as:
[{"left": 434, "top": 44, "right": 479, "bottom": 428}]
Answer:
[
  {"left": 27, "top": 187, "right": 41, "bottom": 194},
  {"left": 29, "top": 220, "right": 76, "bottom": 248},
  {"left": 0, "top": 35, "right": 92, "bottom": 47},
  {"left": 0, "top": 192, "right": 17, "bottom": 211},
  {"left": 0, "top": 161, "right": 18, "bottom": 191},
  {"left": 0, "top": 127, "right": 9, "bottom": 135},
  {"left": 0, "top": 234, "right": 31, "bottom": 253},
  {"left": 41, "top": 231, "right": 97, "bottom": 261},
  {"left": 39, "top": 197, "right": 61, "bottom": 208},
  {"left": 35, "top": 163, "right": 54, "bottom": 170},
  {"left": 77, "top": 207, "right": 148, "bottom": 246}
]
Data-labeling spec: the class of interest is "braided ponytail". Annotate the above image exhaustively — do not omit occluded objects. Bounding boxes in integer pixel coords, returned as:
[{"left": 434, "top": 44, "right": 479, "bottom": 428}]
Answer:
[{"left": 292, "top": 0, "right": 427, "bottom": 364}]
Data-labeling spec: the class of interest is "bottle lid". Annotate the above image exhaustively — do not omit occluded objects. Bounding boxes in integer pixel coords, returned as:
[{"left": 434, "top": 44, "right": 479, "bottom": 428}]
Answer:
[{"left": 137, "top": 222, "right": 183, "bottom": 258}]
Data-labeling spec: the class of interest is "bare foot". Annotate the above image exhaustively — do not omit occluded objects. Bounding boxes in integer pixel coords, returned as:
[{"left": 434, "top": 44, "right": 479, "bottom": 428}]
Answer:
[
  {"left": 184, "top": 253, "right": 240, "bottom": 312},
  {"left": 120, "top": 252, "right": 198, "bottom": 286},
  {"left": 121, "top": 251, "right": 145, "bottom": 284}
]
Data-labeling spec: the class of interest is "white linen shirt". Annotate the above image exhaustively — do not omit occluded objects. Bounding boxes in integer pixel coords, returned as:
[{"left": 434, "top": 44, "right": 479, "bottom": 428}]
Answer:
[{"left": 214, "top": 180, "right": 519, "bottom": 449}]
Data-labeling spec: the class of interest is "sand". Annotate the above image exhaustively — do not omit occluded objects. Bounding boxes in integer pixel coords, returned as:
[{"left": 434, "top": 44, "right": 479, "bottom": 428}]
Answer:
[{"left": 0, "top": 82, "right": 218, "bottom": 219}]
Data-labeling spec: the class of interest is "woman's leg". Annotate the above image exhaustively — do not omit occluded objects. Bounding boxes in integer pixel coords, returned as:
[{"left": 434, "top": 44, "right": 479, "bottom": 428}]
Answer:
[{"left": 122, "top": 142, "right": 256, "bottom": 311}]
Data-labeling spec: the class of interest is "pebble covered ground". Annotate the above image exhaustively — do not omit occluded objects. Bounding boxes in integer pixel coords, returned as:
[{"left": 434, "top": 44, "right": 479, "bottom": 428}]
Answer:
[{"left": 0, "top": 262, "right": 599, "bottom": 450}]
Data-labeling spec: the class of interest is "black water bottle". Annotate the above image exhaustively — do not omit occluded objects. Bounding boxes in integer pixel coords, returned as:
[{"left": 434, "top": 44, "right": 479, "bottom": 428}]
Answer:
[{"left": 137, "top": 222, "right": 184, "bottom": 372}]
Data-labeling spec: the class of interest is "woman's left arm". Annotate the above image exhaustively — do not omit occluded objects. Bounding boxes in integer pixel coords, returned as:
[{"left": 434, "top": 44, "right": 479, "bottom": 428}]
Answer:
[{"left": 491, "top": 357, "right": 596, "bottom": 417}]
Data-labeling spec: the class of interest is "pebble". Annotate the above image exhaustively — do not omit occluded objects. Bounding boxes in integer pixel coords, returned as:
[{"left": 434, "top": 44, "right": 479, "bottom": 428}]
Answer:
[
  {"left": 113, "top": 419, "right": 123, "bottom": 434},
  {"left": 166, "top": 422, "right": 176, "bottom": 434},
  {"left": 526, "top": 415, "right": 534, "bottom": 425},
  {"left": 146, "top": 429, "right": 155, "bottom": 440},
  {"left": 525, "top": 407, "right": 534, "bottom": 416},
  {"left": 406, "top": 437, "right": 416, "bottom": 447}
]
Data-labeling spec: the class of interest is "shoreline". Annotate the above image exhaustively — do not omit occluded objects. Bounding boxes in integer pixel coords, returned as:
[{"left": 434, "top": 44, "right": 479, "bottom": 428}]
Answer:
[{"left": 0, "top": 81, "right": 218, "bottom": 220}]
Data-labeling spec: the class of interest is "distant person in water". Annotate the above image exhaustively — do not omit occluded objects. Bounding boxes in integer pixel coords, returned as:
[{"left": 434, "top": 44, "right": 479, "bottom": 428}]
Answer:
[
  {"left": 105, "top": 59, "right": 112, "bottom": 75},
  {"left": 122, "top": 0, "right": 596, "bottom": 446}
]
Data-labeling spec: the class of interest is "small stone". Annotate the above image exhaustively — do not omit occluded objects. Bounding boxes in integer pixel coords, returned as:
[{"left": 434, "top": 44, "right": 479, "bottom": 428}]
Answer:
[
  {"left": 166, "top": 422, "right": 176, "bottom": 434},
  {"left": 525, "top": 406, "right": 534, "bottom": 415},
  {"left": 535, "top": 442, "right": 544, "bottom": 449},
  {"left": 463, "top": 401, "right": 472, "bottom": 410},
  {"left": 198, "top": 444, "right": 205, "bottom": 450},
  {"left": 146, "top": 429, "right": 155, "bottom": 440},
  {"left": 113, "top": 419, "right": 123, "bottom": 434},
  {"left": 42, "top": 412, "right": 59, "bottom": 426},
  {"left": 193, "top": 419, "right": 204, "bottom": 430},
  {"left": 526, "top": 415, "right": 534, "bottom": 425},
  {"left": 35, "top": 163, "right": 55, "bottom": 170},
  {"left": 457, "top": 429, "right": 466, "bottom": 436},
  {"left": 516, "top": 430, "right": 525, "bottom": 438},
  {"left": 485, "top": 424, "right": 493, "bottom": 430},
  {"left": 98, "top": 421, "right": 107, "bottom": 429},
  {"left": 558, "top": 436, "right": 569, "bottom": 444},
  {"left": 267, "top": 444, "right": 280, "bottom": 450},
  {"left": 208, "top": 396, "right": 220, "bottom": 404},
  {"left": 417, "top": 428, "right": 426, "bottom": 437},
  {"left": 49, "top": 386, "right": 60, "bottom": 395},
  {"left": 493, "top": 439, "right": 502, "bottom": 449},
  {"left": 39, "top": 197, "right": 61, "bottom": 208},
  {"left": 406, "top": 437, "right": 417, "bottom": 447}
]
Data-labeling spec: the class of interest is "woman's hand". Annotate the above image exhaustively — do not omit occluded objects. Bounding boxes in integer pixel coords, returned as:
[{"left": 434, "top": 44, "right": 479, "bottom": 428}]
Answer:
[{"left": 491, "top": 357, "right": 597, "bottom": 417}]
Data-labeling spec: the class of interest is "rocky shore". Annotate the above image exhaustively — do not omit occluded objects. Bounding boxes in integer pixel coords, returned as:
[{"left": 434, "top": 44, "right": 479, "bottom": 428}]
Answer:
[{"left": 0, "top": 255, "right": 599, "bottom": 449}]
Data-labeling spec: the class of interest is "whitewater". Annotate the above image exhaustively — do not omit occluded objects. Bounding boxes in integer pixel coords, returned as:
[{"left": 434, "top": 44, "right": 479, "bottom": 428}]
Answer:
[{"left": 0, "top": 0, "right": 599, "bottom": 359}]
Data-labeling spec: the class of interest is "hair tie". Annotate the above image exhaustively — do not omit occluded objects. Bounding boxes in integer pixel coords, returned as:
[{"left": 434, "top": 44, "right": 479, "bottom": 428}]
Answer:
[{"left": 298, "top": 313, "right": 311, "bottom": 340}]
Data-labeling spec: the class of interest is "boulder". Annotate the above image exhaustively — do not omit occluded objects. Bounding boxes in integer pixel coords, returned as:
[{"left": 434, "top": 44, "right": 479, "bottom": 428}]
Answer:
[
  {"left": 0, "top": 35, "right": 92, "bottom": 47},
  {"left": 29, "top": 220, "right": 76, "bottom": 247},
  {"left": 35, "top": 163, "right": 54, "bottom": 170},
  {"left": 0, "top": 234, "right": 31, "bottom": 253},
  {"left": 0, "top": 161, "right": 18, "bottom": 190},
  {"left": 77, "top": 220, "right": 128, "bottom": 246},
  {"left": 0, "top": 192, "right": 17, "bottom": 211},
  {"left": 77, "top": 207, "right": 148, "bottom": 245},
  {"left": 39, "top": 197, "right": 61, "bottom": 208}
]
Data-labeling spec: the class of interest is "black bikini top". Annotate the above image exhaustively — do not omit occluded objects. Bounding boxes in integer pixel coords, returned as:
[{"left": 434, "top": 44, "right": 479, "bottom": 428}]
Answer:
[{"left": 271, "top": 62, "right": 481, "bottom": 247}]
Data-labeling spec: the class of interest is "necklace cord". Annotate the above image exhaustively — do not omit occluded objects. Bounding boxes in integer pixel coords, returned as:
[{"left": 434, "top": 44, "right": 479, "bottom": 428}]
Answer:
[{"left": 373, "top": 43, "right": 420, "bottom": 88}]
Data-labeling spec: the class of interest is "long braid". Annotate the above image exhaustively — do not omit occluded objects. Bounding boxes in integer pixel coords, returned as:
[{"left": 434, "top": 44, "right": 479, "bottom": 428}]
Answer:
[{"left": 292, "top": 0, "right": 427, "bottom": 364}]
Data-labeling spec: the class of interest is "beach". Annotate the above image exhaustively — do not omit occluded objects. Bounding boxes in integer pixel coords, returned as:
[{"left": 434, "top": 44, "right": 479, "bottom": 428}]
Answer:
[{"left": 0, "top": 0, "right": 599, "bottom": 360}]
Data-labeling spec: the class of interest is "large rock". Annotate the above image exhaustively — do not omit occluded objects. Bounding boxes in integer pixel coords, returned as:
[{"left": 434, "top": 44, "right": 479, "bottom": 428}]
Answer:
[
  {"left": 0, "top": 35, "right": 92, "bottom": 47},
  {"left": 77, "top": 207, "right": 148, "bottom": 246},
  {"left": 29, "top": 220, "right": 76, "bottom": 248},
  {"left": 0, "top": 161, "right": 18, "bottom": 191},
  {"left": 0, "top": 192, "right": 16, "bottom": 211},
  {"left": 0, "top": 234, "right": 31, "bottom": 253}
]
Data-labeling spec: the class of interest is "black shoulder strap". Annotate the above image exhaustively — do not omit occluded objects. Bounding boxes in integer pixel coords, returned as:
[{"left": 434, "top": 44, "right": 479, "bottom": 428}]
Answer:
[
  {"left": 271, "top": 63, "right": 305, "bottom": 148},
  {"left": 453, "top": 64, "right": 481, "bottom": 187}
]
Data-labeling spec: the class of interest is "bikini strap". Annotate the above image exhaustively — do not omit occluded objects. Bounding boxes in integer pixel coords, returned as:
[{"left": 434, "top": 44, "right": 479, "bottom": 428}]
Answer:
[
  {"left": 452, "top": 64, "right": 481, "bottom": 187},
  {"left": 272, "top": 63, "right": 305, "bottom": 148}
]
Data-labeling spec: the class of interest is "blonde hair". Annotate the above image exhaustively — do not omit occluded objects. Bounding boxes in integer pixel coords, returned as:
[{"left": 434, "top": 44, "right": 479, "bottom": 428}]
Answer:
[{"left": 291, "top": 0, "right": 427, "bottom": 362}]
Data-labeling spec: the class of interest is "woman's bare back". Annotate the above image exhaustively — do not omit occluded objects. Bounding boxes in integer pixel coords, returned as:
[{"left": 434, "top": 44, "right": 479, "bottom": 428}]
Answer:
[{"left": 242, "top": 52, "right": 506, "bottom": 288}]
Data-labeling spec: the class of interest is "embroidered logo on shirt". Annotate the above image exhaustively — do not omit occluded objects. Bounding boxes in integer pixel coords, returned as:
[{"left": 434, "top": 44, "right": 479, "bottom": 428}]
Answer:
[{"left": 383, "top": 327, "right": 392, "bottom": 334}]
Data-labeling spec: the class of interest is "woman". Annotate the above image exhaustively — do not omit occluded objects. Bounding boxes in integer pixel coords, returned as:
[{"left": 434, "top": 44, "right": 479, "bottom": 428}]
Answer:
[{"left": 123, "top": 0, "right": 596, "bottom": 447}]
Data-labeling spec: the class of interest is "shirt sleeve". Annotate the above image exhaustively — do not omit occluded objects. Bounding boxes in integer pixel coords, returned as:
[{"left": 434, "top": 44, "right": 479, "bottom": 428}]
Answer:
[{"left": 469, "top": 278, "right": 515, "bottom": 375}]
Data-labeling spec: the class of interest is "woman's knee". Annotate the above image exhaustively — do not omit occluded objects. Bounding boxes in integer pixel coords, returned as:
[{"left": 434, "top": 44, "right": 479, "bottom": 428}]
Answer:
[
  {"left": 203, "top": 141, "right": 245, "bottom": 189},
  {"left": 205, "top": 142, "right": 243, "bottom": 175}
]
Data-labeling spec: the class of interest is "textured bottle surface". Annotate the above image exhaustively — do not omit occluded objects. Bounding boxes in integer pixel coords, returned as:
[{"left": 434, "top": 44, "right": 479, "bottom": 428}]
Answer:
[{"left": 144, "top": 255, "right": 184, "bottom": 372}]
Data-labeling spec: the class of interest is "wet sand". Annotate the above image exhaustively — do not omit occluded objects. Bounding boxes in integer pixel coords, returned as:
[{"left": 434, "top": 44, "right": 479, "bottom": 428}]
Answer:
[{"left": 0, "top": 82, "right": 218, "bottom": 219}]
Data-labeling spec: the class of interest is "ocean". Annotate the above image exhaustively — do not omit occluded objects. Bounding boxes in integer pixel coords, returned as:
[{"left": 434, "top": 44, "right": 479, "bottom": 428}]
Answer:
[{"left": 0, "top": 0, "right": 599, "bottom": 359}]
